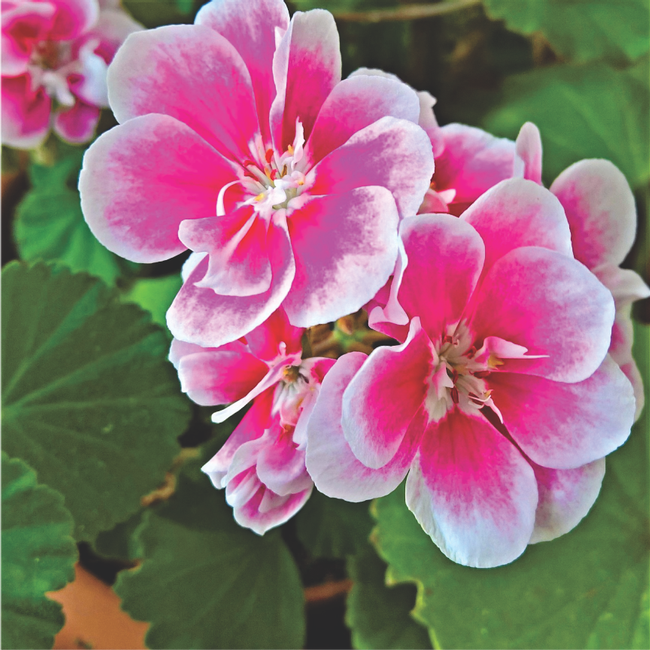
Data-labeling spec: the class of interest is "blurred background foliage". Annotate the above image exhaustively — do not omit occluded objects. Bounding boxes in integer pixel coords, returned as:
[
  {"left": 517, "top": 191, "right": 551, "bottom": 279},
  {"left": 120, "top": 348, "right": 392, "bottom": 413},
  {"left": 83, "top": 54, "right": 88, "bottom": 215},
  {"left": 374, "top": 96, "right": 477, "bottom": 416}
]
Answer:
[{"left": 1, "top": 1, "right": 648, "bottom": 649}]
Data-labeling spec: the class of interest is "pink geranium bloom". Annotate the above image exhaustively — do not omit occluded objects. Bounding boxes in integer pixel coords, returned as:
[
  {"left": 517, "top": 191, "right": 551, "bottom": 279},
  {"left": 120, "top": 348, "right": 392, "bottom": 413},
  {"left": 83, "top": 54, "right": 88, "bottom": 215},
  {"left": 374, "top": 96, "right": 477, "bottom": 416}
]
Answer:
[
  {"left": 347, "top": 67, "right": 516, "bottom": 216},
  {"left": 515, "top": 122, "right": 650, "bottom": 419},
  {"left": 306, "top": 178, "right": 636, "bottom": 568},
  {"left": 170, "top": 308, "right": 334, "bottom": 534},
  {"left": 1, "top": 0, "right": 141, "bottom": 148},
  {"left": 353, "top": 68, "right": 516, "bottom": 329},
  {"left": 420, "top": 119, "right": 515, "bottom": 216},
  {"left": 79, "top": 0, "right": 433, "bottom": 347}
]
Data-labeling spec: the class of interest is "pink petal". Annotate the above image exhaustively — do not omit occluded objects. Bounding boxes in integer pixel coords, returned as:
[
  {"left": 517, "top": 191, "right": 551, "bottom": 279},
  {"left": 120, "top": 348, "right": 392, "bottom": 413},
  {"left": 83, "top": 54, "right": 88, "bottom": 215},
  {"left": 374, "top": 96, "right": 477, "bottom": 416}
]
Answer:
[
  {"left": 84, "top": 7, "right": 143, "bottom": 62},
  {"left": 432, "top": 123, "right": 515, "bottom": 205},
  {"left": 419, "top": 189, "right": 450, "bottom": 214},
  {"left": 307, "top": 74, "right": 420, "bottom": 163},
  {"left": 529, "top": 458, "right": 605, "bottom": 544},
  {"left": 48, "top": 0, "right": 98, "bottom": 39},
  {"left": 346, "top": 68, "right": 444, "bottom": 156},
  {"left": 283, "top": 186, "right": 400, "bottom": 327},
  {"left": 398, "top": 213, "right": 485, "bottom": 341},
  {"left": 513, "top": 122, "right": 543, "bottom": 184},
  {"left": 610, "top": 309, "right": 646, "bottom": 421},
  {"left": 595, "top": 265, "right": 650, "bottom": 310},
  {"left": 79, "top": 113, "right": 238, "bottom": 263},
  {"left": 1, "top": 74, "right": 51, "bottom": 149},
  {"left": 178, "top": 206, "right": 272, "bottom": 297},
  {"left": 365, "top": 240, "right": 410, "bottom": 342},
  {"left": 488, "top": 355, "right": 634, "bottom": 470},
  {"left": 70, "top": 48, "right": 109, "bottom": 107},
  {"left": 469, "top": 246, "right": 615, "bottom": 383},
  {"left": 195, "top": 0, "right": 289, "bottom": 144},
  {"left": 177, "top": 348, "right": 270, "bottom": 407},
  {"left": 168, "top": 338, "right": 224, "bottom": 369},
  {"left": 167, "top": 215, "right": 296, "bottom": 348},
  {"left": 107, "top": 24, "right": 260, "bottom": 162},
  {"left": 202, "top": 389, "right": 275, "bottom": 488},
  {"left": 305, "top": 352, "right": 418, "bottom": 501},
  {"left": 53, "top": 100, "right": 100, "bottom": 143},
  {"left": 308, "top": 116, "right": 434, "bottom": 218},
  {"left": 461, "top": 178, "right": 572, "bottom": 276},
  {"left": 550, "top": 159, "right": 637, "bottom": 269},
  {"left": 245, "top": 307, "right": 303, "bottom": 362},
  {"left": 417, "top": 90, "right": 444, "bottom": 157},
  {"left": 341, "top": 319, "right": 432, "bottom": 469},
  {"left": 291, "top": 358, "right": 337, "bottom": 448},
  {"left": 270, "top": 9, "right": 341, "bottom": 152},
  {"left": 234, "top": 482, "right": 312, "bottom": 535},
  {"left": 406, "top": 411, "right": 537, "bottom": 568},
  {"left": 256, "top": 423, "right": 311, "bottom": 496}
]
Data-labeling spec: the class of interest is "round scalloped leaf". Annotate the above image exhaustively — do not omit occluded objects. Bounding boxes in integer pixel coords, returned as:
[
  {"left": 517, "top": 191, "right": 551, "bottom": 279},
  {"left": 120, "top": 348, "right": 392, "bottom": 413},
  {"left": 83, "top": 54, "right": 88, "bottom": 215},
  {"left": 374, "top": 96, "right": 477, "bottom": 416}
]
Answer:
[
  {"left": 483, "top": 0, "right": 649, "bottom": 64},
  {"left": 346, "top": 544, "right": 432, "bottom": 650},
  {"left": 2, "top": 453, "right": 77, "bottom": 650},
  {"left": 15, "top": 146, "right": 128, "bottom": 285},
  {"left": 371, "top": 323, "right": 650, "bottom": 649},
  {"left": 116, "top": 463, "right": 306, "bottom": 649},
  {"left": 1, "top": 262, "right": 191, "bottom": 541},
  {"left": 483, "top": 60, "right": 649, "bottom": 189}
]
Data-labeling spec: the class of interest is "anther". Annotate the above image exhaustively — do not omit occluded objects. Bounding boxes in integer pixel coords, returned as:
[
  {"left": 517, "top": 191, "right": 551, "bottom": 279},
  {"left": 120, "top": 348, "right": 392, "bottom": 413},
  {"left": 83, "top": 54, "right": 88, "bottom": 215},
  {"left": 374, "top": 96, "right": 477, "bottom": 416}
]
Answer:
[
  {"left": 451, "top": 386, "right": 459, "bottom": 404},
  {"left": 265, "top": 149, "right": 274, "bottom": 164},
  {"left": 474, "top": 371, "right": 490, "bottom": 379}
]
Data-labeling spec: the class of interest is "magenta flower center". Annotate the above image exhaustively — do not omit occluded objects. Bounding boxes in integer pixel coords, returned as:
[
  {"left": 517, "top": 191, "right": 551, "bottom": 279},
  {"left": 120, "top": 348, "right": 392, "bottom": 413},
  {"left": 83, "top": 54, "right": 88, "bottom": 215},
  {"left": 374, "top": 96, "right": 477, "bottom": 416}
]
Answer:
[
  {"left": 425, "top": 321, "right": 499, "bottom": 423},
  {"left": 273, "top": 363, "right": 315, "bottom": 431},
  {"left": 221, "top": 120, "right": 311, "bottom": 219},
  {"left": 27, "top": 38, "right": 93, "bottom": 107}
]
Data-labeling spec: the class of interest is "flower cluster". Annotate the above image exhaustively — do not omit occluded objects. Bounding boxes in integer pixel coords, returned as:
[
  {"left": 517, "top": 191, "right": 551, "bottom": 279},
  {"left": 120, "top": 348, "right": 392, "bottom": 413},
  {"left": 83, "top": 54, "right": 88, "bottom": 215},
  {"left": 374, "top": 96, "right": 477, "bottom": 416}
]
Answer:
[
  {"left": 75, "top": 0, "right": 647, "bottom": 567},
  {"left": 2, "top": 0, "right": 142, "bottom": 148}
]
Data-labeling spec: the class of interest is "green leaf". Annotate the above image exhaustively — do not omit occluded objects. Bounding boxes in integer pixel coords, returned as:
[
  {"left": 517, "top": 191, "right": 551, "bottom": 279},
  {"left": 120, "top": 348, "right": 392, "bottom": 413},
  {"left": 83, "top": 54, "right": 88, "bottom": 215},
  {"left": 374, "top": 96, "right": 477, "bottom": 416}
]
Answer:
[
  {"left": 122, "top": 0, "right": 194, "bottom": 27},
  {"left": 115, "top": 462, "right": 306, "bottom": 649},
  {"left": 121, "top": 275, "right": 182, "bottom": 329},
  {"left": 93, "top": 510, "right": 145, "bottom": 562},
  {"left": 1, "top": 262, "right": 191, "bottom": 541},
  {"left": 1, "top": 453, "right": 77, "bottom": 650},
  {"left": 483, "top": 60, "right": 650, "bottom": 188},
  {"left": 346, "top": 544, "right": 432, "bottom": 650},
  {"left": 483, "top": 0, "right": 649, "bottom": 64},
  {"left": 174, "top": 0, "right": 195, "bottom": 15},
  {"left": 295, "top": 490, "right": 374, "bottom": 558},
  {"left": 372, "top": 324, "right": 650, "bottom": 649},
  {"left": 15, "top": 146, "right": 128, "bottom": 285}
]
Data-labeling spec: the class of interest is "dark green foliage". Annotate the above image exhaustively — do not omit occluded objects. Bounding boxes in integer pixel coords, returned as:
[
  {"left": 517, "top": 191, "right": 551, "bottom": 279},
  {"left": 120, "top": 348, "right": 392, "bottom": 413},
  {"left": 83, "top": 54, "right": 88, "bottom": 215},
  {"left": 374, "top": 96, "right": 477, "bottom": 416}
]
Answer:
[
  {"left": 1, "top": 453, "right": 77, "bottom": 649},
  {"left": 2, "top": 262, "right": 191, "bottom": 541},
  {"left": 116, "top": 462, "right": 306, "bottom": 649}
]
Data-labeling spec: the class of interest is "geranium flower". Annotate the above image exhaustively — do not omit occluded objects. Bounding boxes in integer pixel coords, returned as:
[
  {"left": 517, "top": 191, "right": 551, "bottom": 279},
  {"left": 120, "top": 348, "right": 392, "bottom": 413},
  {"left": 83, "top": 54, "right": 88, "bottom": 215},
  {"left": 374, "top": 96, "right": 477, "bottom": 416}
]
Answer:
[
  {"left": 515, "top": 122, "right": 650, "bottom": 419},
  {"left": 352, "top": 68, "right": 516, "bottom": 330},
  {"left": 79, "top": 0, "right": 433, "bottom": 347},
  {"left": 170, "top": 307, "right": 334, "bottom": 534},
  {"left": 1, "top": 0, "right": 141, "bottom": 148},
  {"left": 347, "top": 67, "right": 516, "bottom": 216},
  {"left": 420, "top": 118, "right": 516, "bottom": 216},
  {"left": 306, "top": 178, "right": 636, "bottom": 567}
]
